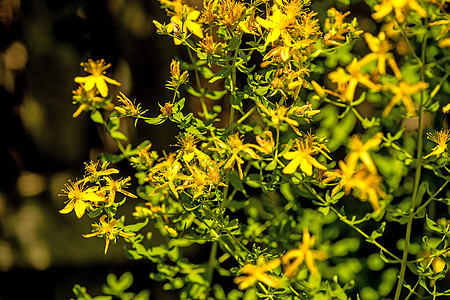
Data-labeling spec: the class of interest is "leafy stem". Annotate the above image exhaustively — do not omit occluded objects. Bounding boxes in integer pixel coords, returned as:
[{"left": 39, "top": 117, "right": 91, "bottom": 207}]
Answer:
[
  {"left": 305, "top": 184, "right": 401, "bottom": 261},
  {"left": 394, "top": 16, "right": 429, "bottom": 300}
]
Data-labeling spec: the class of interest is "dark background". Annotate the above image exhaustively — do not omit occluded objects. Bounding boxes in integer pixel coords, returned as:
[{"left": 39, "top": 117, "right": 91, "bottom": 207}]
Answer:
[{"left": 0, "top": 0, "right": 183, "bottom": 299}]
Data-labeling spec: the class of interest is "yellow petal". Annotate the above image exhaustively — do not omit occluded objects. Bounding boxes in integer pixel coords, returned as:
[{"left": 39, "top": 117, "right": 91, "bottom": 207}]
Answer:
[
  {"left": 74, "top": 200, "right": 87, "bottom": 218},
  {"left": 96, "top": 78, "right": 109, "bottom": 97},
  {"left": 59, "top": 200, "right": 75, "bottom": 214},
  {"left": 300, "top": 159, "right": 312, "bottom": 176},
  {"left": 283, "top": 157, "right": 302, "bottom": 174}
]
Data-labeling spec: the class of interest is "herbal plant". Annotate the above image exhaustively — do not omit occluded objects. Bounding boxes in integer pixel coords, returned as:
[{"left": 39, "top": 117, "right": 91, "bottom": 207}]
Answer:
[{"left": 63, "top": 0, "right": 450, "bottom": 299}]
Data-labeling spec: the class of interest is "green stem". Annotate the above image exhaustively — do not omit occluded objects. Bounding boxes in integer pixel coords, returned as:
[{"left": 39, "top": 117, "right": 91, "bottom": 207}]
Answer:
[
  {"left": 204, "top": 240, "right": 218, "bottom": 298},
  {"left": 404, "top": 278, "right": 421, "bottom": 300},
  {"left": 306, "top": 184, "right": 401, "bottom": 261},
  {"left": 187, "top": 46, "right": 209, "bottom": 118},
  {"left": 414, "top": 180, "right": 449, "bottom": 217},
  {"left": 393, "top": 17, "right": 428, "bottom": 300}
]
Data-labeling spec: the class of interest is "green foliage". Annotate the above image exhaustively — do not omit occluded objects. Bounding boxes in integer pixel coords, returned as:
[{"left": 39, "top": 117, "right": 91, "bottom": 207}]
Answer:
[{"left": 64, "top": 0, "right": 450, "bottom": 299}]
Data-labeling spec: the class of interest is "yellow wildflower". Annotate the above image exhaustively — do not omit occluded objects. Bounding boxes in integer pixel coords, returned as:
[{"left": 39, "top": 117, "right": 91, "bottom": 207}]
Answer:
[
  {"left": 372, "top": 0, "right": 427, "bottom": 24},
  {"left": 113, "top": 92, "right": 146, "bottom": 119},
  {"left": 74, "top": 59, "right": 121, "bottom": 97},
  {"left": 256, "top": 5, "right": 295, "bottom": 46},
  {"left": 346, "top": 166, "right": 387, "bottom": 211},
  {"left": 282, "top": 135, "right": 329, "bottom": 176},
  {"left": 326, "top": 160, "right": 356, "bottom": 197},
  {"left": 358, "top": 31, "right": 402, "bottom": 78},
  {"left": 281, "top": 228, "right": 327, "bottom": 277},
  {"left": 234, "top": 258, "right": 282, "bottom": 290},
  {"left": 84, "top": 160, "right": 119, "bottom": 182},
  {"left": 423, "top": 129, "right": 450, "bottom": 159},
  {"left": 59, "top": 179, "right": 105, "bottom": 218},
  {"left": 328, "top": 58, "right": 380, "bottom": 102},
  {"left": 71, "top": 84, "right": 109, "bottom": 118},
  {"left": 101, "top": 176, "right": 137, "bottom": 206},
  {"left": 159, "top": 0, "right": 204, "bottom": 45},
  {"left": 198, "top": 33, "right": 222, "bottom": 55},
  {"left": 169, "top": 59, "right": 189, "bottom": 88},
  {"left": 160, "top": 103, "right": 174, "bottom": 115},
  {"left": 257, "top": 102, "right": 302, "bottom": 135},
  {"left": 256, "top": 131, "right": 275, "bottom": 154},
  {"left": 150, "top": 157, "right": 190, "bottom": 198},
  {"left": 346, "top": 133, "right": 383, "bottom": 174},
  {"left": 383, "top": 81, "right": 429, "bottom": 116},
  {"left": 323, "top": 8, "right": 362, "bottom": 46},
  {"left": 216, "top": 0, "right": 246, "bottom": 28},
  {"left": 217, "top": 133, "right": 265, "bottom": 180},
  {"left": 83, "top": 215, "right": 135, "bottom": 254}
]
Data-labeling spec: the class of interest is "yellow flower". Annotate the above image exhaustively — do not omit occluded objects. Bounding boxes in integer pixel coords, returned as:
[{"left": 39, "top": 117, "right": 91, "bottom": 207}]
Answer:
[
  {"left": 234, "top": 258, "right": 282, "bottom": 290},
  {"left": 256, "top": 131, "right": 275, "bottom": 154},
  {"left": 358, "top": 31, "right": 402, "bottom": 78},
  {"left": 150, "top": 157, "right": 190, "bottom": 198},
  {"left": 215, "top": 0, "right": 246, "bottom": 28},
  {"left": 84, "top": 160, "right": 119, "bottom": 182},
  {"left": 281, "top": 228, "right": 327, "bottom": 277},
  {"left": 346, "top": 167, "right": 387, "bottom": 211},
  {"left": 256, "top": 6, "right": 295, "bottom": 46},
  {"left": 71, "top": 84, "right": 112, "bottom": 118},
  {"left": 328, "top": 58, "right": 380, "bottom": 102},
  {"left": 113, "top": 92, "right": 146, "bottom": 119},
  {"left": 383, "top": 81, "right": 429, "bottom": 116},
  {"left": 257, "top": 102, "right": 301, "bottom": 135},
  {"left": 159, "top": 0, "right": 204, "bottom": 45},
  {"left": 216, "top": 133, "right": 265, "bottom": 180},
  {"left": 198, "top": 33, "right": 222, "bottom": 55},
  {"left": 423, "top": 129, "right": 450, "bottom": 158},
  {"left": 74, "top": 59, "right": 121, "bottom": 97},
  {"left": 59, "top": 179, "right": 105, "bottom": 218},
  {"left": 160, "top": 103, "right": 174, "bottom": 116},
  {"left": 346, "top": 133, "right": 383, "bottom": 174},
  {"left": 327, "top": 160, "right": 356, "bottom": 197},
  {"left": 101, "top": 176, "right": 137, "bottom": 206},
  {"left": 282, "top": 135, "right": 329, "bottom": 176},
  {"left": 372, "top": 0, "right": 427, "bottom": 24},
  {"left": 83, "top": 215, "right": 135, "bottom": 254}
]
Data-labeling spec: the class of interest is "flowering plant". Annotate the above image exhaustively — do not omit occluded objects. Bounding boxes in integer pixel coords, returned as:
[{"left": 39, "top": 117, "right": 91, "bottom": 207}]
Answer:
[{"left": 64, "top": 0, "right": 450, "bottom": 299}]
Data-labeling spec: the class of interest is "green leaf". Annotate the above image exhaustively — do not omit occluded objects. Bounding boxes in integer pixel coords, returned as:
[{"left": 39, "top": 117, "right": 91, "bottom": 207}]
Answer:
[
  {"left": 99, "top": 153, "right": 124, "bottom": 164},
  {"left": 245, "top": 174, "right": 261, "bottom": 188},
  {"left": 91, "top": 110, "right": 104, "bottom": 124},
  {"left": 145, "top": 115, "right": 167, "bottom": 125},
  {"left": 110, "top": 130, "right": 127, "bottom": 141},
  {"left": 87, "top": 207, "right": 103, "bottom": 218},
  {"left": 209, "top": 67, "right": 232, "bottom": 83},
  {"left": 280, "top": 182, "right": 294, "bottom": 201},
  {"left": 228, "top": 36, "right": 242, "bottom": 51},
  {"left": 367, "top": 222, "right": 386, "bottom": 243},
  {"left": 425, "top": 214, "right": 441, "bottom": 233},
  {"left": 206, "top": 90, "right": 228, "bottom": 100},
  {"left": 123, "top": 218, "right": 149, "bottom": 232},
  {"left": 228, "top": 171, "right": 246, "bottom": 195},
  {"left": 243, "top": 288, "right": 257, "bottom": 300},
  {"left": 185, "top": 85, "right": 202, "bottom": 97}
]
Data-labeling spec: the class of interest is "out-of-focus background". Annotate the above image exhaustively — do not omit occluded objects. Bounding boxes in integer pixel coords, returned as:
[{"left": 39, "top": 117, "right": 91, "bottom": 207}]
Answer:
[{"left": 0, "top": 0, "right": 185, "bottom": 298}]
